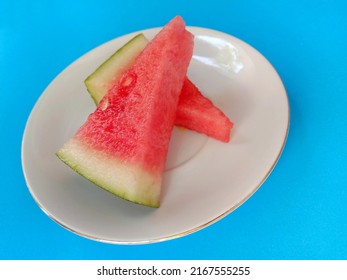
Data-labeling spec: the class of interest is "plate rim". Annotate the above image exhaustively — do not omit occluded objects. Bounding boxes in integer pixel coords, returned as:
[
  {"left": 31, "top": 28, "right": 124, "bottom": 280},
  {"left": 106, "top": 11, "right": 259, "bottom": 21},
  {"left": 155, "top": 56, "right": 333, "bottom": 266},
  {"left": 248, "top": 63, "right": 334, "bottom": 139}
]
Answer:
[{"left": 21, "top": 26, "right": 290, "bottom": 244}]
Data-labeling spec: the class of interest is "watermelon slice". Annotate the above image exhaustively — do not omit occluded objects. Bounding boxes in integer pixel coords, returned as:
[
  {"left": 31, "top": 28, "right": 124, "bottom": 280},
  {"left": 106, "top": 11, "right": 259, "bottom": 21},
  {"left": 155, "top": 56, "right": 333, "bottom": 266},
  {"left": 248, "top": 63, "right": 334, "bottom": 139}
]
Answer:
[
  {"left": 57, "top": 16, "right": 194, "bottom": 207},
  {"left": 85, "top": 33, "right": 233, "bottom": 142},
  {"left": 177, "top": 79, "right": 233, "bottom": 142}
]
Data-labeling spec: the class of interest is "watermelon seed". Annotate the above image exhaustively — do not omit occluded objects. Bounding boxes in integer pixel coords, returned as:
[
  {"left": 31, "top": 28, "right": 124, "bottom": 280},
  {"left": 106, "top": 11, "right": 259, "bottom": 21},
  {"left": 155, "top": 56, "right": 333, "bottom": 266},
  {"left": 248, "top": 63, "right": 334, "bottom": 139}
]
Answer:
[
  {"left": 100, "top": 99, "right": 109, "bottom": 111},
  {"left": 118, "top": 72, "right": 137, "bottom": 97},
  {"left": 121, "top": 76, "right": 134, "bottom": 87}
]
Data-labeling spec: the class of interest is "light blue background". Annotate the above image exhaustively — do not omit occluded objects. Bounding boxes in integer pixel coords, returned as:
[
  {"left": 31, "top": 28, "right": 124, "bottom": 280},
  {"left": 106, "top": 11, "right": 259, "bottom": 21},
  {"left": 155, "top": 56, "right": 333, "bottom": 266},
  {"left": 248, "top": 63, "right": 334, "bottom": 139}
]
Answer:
[{"left": 1, "top": 0, "right": 346, "bottom": 259}]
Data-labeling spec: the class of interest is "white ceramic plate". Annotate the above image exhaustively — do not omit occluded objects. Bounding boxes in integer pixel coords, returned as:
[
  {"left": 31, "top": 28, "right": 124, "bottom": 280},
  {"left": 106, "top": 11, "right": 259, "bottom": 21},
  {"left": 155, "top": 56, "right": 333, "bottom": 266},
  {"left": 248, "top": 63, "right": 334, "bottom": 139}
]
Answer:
[{"left": 22, "top": 27, "right": 289, "bottom": 244}]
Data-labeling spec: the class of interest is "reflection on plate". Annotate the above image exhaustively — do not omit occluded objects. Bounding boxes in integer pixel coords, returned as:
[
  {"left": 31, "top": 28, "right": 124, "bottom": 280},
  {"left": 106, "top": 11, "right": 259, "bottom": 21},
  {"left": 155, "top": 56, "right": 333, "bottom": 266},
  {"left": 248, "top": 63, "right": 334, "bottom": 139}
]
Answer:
[{"left": 21, "top": 27, "right": 289, "bottom": 244}]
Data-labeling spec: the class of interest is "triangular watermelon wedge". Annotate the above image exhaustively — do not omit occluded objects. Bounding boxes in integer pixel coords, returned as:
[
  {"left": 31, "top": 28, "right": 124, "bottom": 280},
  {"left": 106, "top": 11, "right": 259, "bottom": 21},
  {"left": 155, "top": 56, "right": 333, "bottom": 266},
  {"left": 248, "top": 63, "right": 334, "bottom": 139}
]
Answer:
[
  {"left": 177, "top": 79, "right": 233, "bottom": 142},
  {"left": 57, "top": 16, "right": 194, "bottom": 207},
  {"left": 85, "top": 33, "right": 233, "bottom": 142}
]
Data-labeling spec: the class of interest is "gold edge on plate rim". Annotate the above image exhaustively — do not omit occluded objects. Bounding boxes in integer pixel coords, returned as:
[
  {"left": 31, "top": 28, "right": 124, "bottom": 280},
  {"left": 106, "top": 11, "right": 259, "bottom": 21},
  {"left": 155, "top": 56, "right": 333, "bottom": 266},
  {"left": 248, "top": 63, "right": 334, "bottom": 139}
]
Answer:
[
  {"left": 22, "top": 103, "right": 290, "bottom": 245},
  {"left": 20, "top": 26, "right": 291, "bottom": 245}
]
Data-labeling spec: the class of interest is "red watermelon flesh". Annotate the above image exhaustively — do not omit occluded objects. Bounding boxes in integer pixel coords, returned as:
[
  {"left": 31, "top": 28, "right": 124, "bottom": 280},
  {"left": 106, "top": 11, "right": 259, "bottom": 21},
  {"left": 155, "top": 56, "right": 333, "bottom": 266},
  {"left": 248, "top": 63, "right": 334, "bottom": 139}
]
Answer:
[
  {"left": 85, "top": 34, "right": 233, "bottom": 142},
  {"left": 178, "top": 78, "right": 233, "bottom": 142},
  {"left": 57, "top": 16, "right": 194, "bottom": 207}
]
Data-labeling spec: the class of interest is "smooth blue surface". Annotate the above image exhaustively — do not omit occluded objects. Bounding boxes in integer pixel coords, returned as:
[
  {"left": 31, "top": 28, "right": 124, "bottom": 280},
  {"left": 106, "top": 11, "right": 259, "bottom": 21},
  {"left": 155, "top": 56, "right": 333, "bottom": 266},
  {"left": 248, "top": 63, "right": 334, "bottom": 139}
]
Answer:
[{"left": 1, "top": 0, "right": 347, "bottom": 260}]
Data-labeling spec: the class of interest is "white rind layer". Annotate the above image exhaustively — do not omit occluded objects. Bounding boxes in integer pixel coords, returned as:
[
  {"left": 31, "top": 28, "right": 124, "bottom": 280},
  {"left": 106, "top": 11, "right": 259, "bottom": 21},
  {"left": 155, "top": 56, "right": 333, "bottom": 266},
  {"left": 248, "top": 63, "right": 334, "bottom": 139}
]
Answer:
[{"left": 56, "top": 138, "right": 161, "bottom": 208}]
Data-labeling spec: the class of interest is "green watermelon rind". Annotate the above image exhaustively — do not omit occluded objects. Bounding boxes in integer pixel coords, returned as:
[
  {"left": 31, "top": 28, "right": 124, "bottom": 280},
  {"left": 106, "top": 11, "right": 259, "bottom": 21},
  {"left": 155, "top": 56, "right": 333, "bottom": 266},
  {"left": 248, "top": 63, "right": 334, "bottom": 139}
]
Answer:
[
  {"left": 56, "top": 139, "right": 161, "bottom": 208},
  {"left": 85, "top": 33, "right": 148, "bottom": 105}
]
